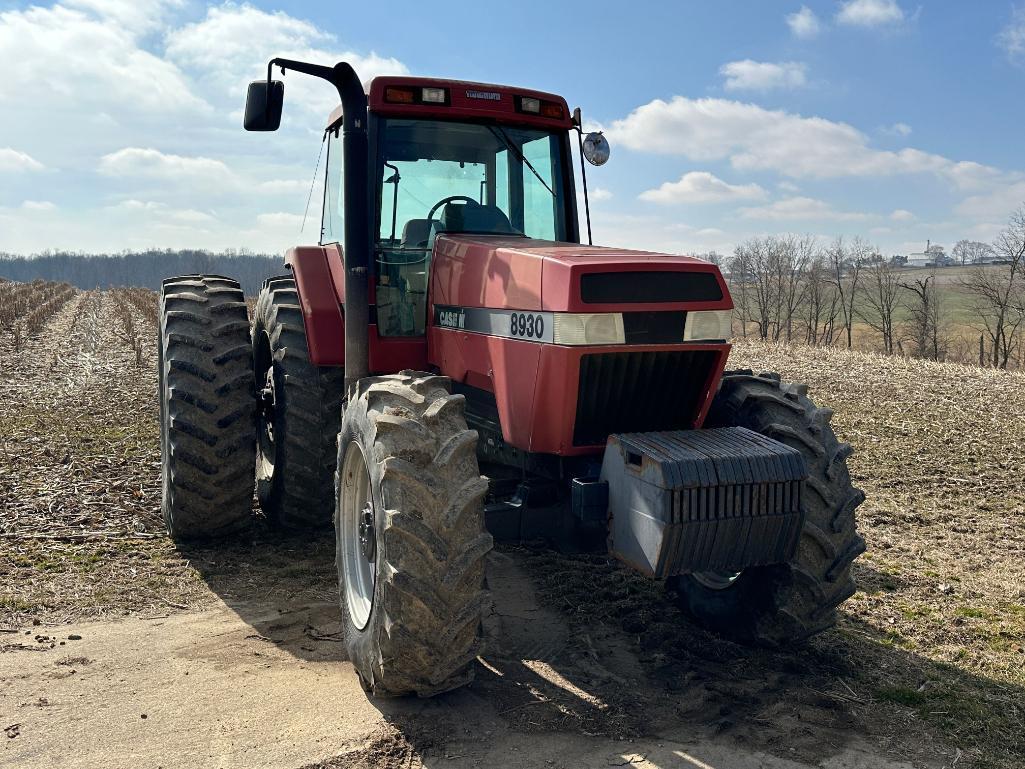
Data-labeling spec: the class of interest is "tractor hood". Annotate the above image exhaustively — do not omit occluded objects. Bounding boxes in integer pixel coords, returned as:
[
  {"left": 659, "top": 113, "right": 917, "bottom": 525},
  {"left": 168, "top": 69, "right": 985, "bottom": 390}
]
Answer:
[{"left": 431, "top": 234, "right": 732, "bottom": 314}]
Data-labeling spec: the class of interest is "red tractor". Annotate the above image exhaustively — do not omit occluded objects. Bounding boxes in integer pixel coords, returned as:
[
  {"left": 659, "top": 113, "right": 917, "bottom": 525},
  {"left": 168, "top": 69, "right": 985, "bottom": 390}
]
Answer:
[{"left": 157, "top": 59, "right": 865, "bottom": 697}]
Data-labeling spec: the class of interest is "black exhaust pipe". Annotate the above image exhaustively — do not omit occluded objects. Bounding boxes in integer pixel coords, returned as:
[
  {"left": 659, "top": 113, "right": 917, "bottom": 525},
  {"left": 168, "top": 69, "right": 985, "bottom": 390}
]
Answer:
[{"left": 261, "top": 58, "right": 370, "bottom": 393}]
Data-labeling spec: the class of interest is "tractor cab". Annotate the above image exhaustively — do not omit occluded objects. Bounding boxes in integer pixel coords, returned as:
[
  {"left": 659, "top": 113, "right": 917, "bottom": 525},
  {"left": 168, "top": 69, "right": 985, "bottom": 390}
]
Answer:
[{"left": 320, "top": 78, "right": 579, "bottom": 339}]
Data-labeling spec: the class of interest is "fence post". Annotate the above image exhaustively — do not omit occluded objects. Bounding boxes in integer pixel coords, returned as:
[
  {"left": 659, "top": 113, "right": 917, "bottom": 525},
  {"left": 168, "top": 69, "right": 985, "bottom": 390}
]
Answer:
[{"left": 979, "top": 334, "right": 984, "bottom": 367}]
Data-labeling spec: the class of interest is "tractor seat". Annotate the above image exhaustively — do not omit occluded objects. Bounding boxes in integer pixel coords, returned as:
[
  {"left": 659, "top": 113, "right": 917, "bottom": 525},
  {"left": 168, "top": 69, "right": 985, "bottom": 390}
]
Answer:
[
  {"left": 400, "top": 219, "right": 433, "bottom": 249},
  {"left": 440, "top": 202, "right": 516, "bottom": 235}
]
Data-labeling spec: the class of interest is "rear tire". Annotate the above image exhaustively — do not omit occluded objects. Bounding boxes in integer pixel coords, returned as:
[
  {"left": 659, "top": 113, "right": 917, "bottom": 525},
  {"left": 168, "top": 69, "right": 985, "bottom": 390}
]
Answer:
[
  {"left": 158, "top": 275, "right": 255, "bottom": 541},
  {"left": 253, "top": 276, "right": 344, "bottom": 528},
  {"left": 668, "top": 370, "right": 866, "bottom": 645},
  {"left": 335, "top": 372, "right": 492, "bottom": 696}
]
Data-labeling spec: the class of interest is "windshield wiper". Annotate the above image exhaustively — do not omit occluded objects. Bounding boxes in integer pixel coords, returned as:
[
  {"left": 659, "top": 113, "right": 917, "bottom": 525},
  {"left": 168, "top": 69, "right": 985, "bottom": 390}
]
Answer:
[{"left": 488, "top": 125, "right": 555, "bottom": 198}]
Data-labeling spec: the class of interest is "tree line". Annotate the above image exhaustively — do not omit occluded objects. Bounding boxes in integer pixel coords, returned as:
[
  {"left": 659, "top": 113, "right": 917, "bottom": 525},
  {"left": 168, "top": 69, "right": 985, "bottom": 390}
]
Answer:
[
  {"left": 0, "top": 249, "right": 284, "bottom": 296},
  {"left": 703, "top": 206, "right": 1025, "bottom": 369}
]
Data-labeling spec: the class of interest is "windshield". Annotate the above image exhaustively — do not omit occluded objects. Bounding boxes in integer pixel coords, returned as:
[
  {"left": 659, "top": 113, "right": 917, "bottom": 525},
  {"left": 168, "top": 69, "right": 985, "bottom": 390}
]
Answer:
[
  {"left": 376, "top": 118, "right": 570, "bottom": 248},
  {"left": 371, "top": 118, "right": 571, "bottom": 338}
]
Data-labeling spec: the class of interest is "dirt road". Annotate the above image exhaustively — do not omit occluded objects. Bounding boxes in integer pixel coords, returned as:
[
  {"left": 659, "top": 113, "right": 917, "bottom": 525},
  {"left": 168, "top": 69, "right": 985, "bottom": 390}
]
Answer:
[
  {"left": 1, "top": 288, "right": 1021, "bottom": 768},
  {"left": 3, "top": 554, "right": 923, "bottom": 769}
]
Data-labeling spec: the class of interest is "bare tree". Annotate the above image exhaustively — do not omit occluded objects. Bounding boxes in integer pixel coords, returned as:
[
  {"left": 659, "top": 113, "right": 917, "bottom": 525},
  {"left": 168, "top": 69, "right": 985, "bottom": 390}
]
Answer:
[
  {"left": 802, "top": 253, "right": 841, "bottom": 345},
  {"left": 952, "top": 239, "right": 995, "bottom": 266},
  {"left": 774, "top": 234, "right": 813, "bottom": 342},
  {"left": 959, "top": 208, "right": 1025, "bottom": 368},
  {"left": 729, "top": 235, "right": 813, "bottom": 341},
  {"left": 731, "top": 237, "right": 775, "bottom": 340},
  {"left": 826, "top": 236, "right": 866, "bottom": 349},
  {"left": 858, "top": 257, "right": 904, "bottom": 354},
  {"left": 900, "top": 271, "right": 946, "bottom": 360},
  {"left": 697, "top": 250, "right": 727, "bottom": 269}
]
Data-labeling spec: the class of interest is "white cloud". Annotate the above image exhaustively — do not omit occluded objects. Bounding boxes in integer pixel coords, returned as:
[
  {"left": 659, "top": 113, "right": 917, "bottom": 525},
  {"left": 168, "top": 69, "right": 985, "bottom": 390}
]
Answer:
[
  {"left": 836, "top": 0, "right": 904, "bottom": 28},
  {"left": 167, "top": 209, "right": 215, "bottom": 223},
  {"left": 777, "top": 180, "right": 800, "bottom": 193},
  {"left": 107, "top": 198, "right": 213, "bottom": 222},
  {"left": 587, "top": 212, "right": 739, "bottom": 257},
  {"left": 720, "top": 60, "right": 807, "bottom": 91},
  {"left": 740, "top": 196, "right": 872, "bottom": 221},
  {"left": 955, "top": 181, "right": 1025, "bottom": 219},
  {"left": 998, "top": 5, "right": 1025, "bottom": 62},
  {"left": 252, "top": 211, "right": 313, "bottom": 242},
  {"left": 109, "top": 199, "right": 163, "bottom": 212},
  {"left": 890, "top": 208, "right": 915, "bottom": 221},
  {"left": 882, "top": 122, "right": 912, "bottom": 137},
  {"left": 99, "top": 147, "right": 236, "bottom": 185},
  {"left": 165, "top": 4, "right": 407, "bottom": 119},
  {"left": 589, "top": 187, "right": 613, "bottom": 201},
  {"left": 607, "top": 95, "right": 1006, "bottom": 188},
  {"left": 21, "top": 200, "right": 57, "bottom": 212},
  {"left": 256, "top": 212, "right": 305, "bottom": 228},
  {"left": 0, "top": 148, "right": 44, "bottom": 172},
  {"left": 64, "top": 0, "right": 183, "bottom": 34},
  {"left": 0, "top": 3, "right": 208, "bottom": 117},
  {"left": 0, "top": 2, "right": 420, "bottom": 254},
  {"left": 787, "top": 6, "right": 823, "bottom": 39},
  {"left": 259, "top": 179, "right": 312, "bottom": 194},
  {"left": 640, "top": 171, "right": 767, "bottom": 204}
]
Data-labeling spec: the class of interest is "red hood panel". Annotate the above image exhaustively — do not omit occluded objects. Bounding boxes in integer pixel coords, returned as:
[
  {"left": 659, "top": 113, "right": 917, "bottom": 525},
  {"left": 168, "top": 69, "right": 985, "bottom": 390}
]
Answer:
[
  {"left": 436, "top": 235, "right": 712, "bottom": 266},
  {"left": 432, "top": 235, "right": 731, "bottom": 313}
]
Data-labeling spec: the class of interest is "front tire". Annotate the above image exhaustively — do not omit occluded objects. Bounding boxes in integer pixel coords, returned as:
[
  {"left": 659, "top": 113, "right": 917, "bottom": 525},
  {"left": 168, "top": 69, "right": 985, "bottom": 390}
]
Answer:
[
  {"left": 668, "top": 370, "right": 866, "bottom": 645},
  {"left": 335, "top": 372, "right": 492, "bottom": 696},
  {"left": 158, "top": 275, "right": 255, "bottom": 541},
  {"left": 253, "top": 276, "right": 344, "bottom": 528}
]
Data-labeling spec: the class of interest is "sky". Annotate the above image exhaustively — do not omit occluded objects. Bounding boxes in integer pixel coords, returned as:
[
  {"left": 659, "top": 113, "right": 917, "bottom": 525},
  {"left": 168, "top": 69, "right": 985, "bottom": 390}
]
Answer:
[{"left": 2, "top": 0, "right": 1025, "bottom": 258}]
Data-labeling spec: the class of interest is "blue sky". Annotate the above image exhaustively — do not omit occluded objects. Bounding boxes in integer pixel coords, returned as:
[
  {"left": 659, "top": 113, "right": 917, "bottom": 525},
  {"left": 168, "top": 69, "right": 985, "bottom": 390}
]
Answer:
[{"left": 2, "top": 0, "right": 1024, "bottom": 257}]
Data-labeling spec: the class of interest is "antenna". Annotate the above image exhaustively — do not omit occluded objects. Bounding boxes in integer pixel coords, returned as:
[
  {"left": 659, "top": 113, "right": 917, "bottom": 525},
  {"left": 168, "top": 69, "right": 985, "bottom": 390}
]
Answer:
[{"left": 300, "top": 131, "right": 327, "bottom": 235}]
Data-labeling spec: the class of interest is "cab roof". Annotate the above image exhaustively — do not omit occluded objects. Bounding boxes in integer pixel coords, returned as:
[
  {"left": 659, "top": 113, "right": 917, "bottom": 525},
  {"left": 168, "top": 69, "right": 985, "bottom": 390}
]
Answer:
[{"left": 326, "top": 76, "right": 573, "bottom": 131}]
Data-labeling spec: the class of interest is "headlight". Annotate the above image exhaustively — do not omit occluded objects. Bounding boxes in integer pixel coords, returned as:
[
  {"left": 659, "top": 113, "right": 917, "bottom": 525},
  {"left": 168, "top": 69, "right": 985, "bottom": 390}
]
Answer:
[
  {"left": 553, "top": 313, "right": 625, "bottom": 345},
  {"left": 683, "top": 310, "right": 732, "bottom": 341}
]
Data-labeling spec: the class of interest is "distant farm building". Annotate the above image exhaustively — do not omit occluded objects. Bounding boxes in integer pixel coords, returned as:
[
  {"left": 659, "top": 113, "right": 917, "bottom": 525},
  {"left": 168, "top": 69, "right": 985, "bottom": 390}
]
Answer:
[{"left": 906, "top": 241, "right": 951, "bottom": 268}]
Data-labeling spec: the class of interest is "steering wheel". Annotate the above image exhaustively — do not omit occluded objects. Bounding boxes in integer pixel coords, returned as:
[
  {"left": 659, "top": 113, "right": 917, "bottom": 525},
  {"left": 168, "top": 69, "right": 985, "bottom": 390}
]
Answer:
[{"left": 427, "top": 195, "right": 480, "bottom": 223}]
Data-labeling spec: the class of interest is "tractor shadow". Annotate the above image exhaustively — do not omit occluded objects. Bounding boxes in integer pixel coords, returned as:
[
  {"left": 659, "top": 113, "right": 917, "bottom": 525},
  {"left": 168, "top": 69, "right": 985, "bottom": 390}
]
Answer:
[
  {"left": 178, "top": 523, "right": 347, "bottom": 663},
  {"left": 181, "top": 531, "right": 1023, "bottom": 769}
]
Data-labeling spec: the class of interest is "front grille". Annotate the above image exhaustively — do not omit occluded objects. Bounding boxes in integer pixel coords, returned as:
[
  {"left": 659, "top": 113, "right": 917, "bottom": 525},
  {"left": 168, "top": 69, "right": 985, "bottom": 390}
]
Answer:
[
  {"left": 573, "top": 350, "right": 718, "bottom": 446},
  {"left": 622, "top": 311, "right": 685, "bottom": 344}
]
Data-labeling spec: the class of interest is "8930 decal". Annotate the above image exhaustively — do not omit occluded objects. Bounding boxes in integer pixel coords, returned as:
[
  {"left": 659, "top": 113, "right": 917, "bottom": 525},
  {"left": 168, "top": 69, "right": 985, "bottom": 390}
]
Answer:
[
  {"left": 510, "top": 312, "right": 544, "bottom": 339},
  {"left": 433, "top": 305, "right": 553, "bottom": 343}
]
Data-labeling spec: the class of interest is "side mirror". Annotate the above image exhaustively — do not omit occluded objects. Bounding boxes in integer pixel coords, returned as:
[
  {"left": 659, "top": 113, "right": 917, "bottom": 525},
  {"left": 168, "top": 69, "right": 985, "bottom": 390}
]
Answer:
[
  {"left": 582, "top": 132, "right": 610, "bottom": 166},
  {"left": 244, "top": 80, "right": 284, "bottom": 131}
]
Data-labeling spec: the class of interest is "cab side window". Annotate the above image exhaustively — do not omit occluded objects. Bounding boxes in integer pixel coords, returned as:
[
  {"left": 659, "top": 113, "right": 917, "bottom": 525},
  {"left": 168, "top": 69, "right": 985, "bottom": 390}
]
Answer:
[
  {"left": 321, "top": 130, "right": 344, "bottom": 245},
  {"left": 521, "top": 135, "right": 558, "bottom": 241}
]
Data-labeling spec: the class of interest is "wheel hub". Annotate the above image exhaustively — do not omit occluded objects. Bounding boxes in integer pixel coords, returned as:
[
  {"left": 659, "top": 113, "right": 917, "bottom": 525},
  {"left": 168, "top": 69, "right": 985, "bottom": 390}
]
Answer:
[
  {"left": 359, "top": 505, "right": 376, "bottom": 561},
  {"left": 257, "top": 365, "right": 277, "bottom": 466},
  {"left": 340, "top": 441, "right": 376, "bottom": 631}
]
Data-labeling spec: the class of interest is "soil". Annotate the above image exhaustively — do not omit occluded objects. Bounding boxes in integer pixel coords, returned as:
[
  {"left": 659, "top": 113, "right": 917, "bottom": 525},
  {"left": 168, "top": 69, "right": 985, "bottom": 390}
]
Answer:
[{"left": 1, "top": 290, "right": 1021, "bottom": 768}]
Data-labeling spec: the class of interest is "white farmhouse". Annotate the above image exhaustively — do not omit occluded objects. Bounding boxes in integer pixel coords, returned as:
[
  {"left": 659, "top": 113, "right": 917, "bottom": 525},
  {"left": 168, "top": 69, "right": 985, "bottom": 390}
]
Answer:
[{"left": 906, "top": 241, "right": 946, "bottom": 268}]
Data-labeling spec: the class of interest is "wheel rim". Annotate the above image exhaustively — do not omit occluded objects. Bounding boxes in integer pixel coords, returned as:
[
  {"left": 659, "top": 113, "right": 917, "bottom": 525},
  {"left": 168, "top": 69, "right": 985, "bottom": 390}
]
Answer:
[
  {"left": 692, "top": 570, "right": 743, "bottom": 590},
  {"left": 340, "top": 440, "right": 376, "bottom": 630}
]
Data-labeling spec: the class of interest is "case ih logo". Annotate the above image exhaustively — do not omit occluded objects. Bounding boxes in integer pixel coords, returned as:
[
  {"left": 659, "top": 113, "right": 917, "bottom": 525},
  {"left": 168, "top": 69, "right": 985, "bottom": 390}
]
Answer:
[
  {"left": 465, "top": 90, "right": 501, "bottom": 101},
  {"left": 437, "top": 309, "right": 466, "bottom": 329}
]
